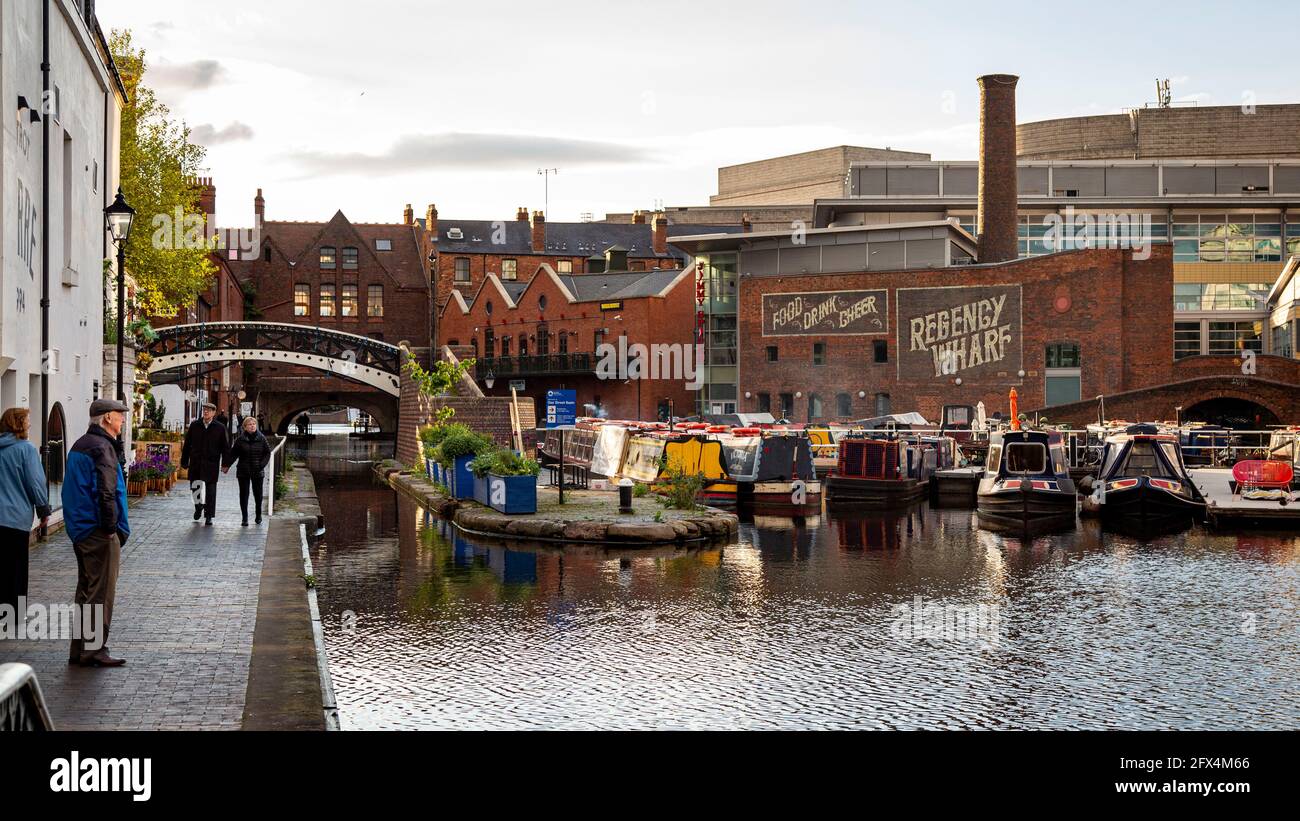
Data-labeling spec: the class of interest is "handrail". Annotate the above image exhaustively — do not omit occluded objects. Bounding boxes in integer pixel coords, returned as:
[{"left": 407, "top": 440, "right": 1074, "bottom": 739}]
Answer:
[
  {"left": 266, "top": 436, "right": 288, "bottom": 517},
  {"left": 0, "top": 663, "right": 55, "bottom": 731}
]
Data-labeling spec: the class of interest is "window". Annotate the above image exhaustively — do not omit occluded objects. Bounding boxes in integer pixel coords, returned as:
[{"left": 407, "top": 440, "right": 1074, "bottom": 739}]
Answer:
[
  {"left": 519, "top": 337, "right": 528, "bottom": 357},
  {"left": 808, "top": 393, "right": 823, "bottom": 421},
  {"left": 813, "top": 343, "right": 825, "bottom": 365},
  {"left": 470, "top": 339, "right": 478, "bottom": 360},
  {"left": 1174, "top": 321, "right": 1201, "bottom": 359},
  {"left": 757, "top": 393, "right": 771, "bottom": 413},
  {"left": 766, "top": 346, "right": 778, "bottom": 362},
  {"left": 1045, "top": 342, "right": 1080, "bottom": 368},
  {"left": 837, "top": 393, "right": 852, "bottom": 417},
  {"left": 1208, "top": 321, "right": 1263, "bottom": 355},
  {"left": 484, "top": 328, "right": 494, "bottom": 359},
  {"left": 779, "top": 393, "right": 794, "bottom": 420},
  {"left": 340, "top": 284, "right": 358, "bottom": 317},
  {"left": 368, "top": 285, "right": 383, "bottom": 317},
  {"left": 319, "top": 246, "right": 336, "bottom": 269},
  {"left": 539, "top": 294, "right": 548, "bottom": 311},
  {"left": 557, "top": 260, "right": 572, "bottom": 273},
  {"left": 558, "top": 331, "right": 568, "bottom": 354},
  {"left": 319, "top": 284, "right": 336, "bottom": 317},
  {"left": 594, "top": 329, "right": 605, "bottom": 352},
  {"left": 1005, "top": 443, "right": 1047, "bottom": 474},
  {"left": 263, "top": 246, "right": 272, "bottom": 263},
  {"left": 294, "top": 284, "right": 310, "bottom": 317},
  {"left": 874, "top": 392, "right": 891, "bottom": 416},
  {"left": 873, "top": 339, "right": 888, "bottom": 363},
  {"left": 342, "top": 247, "right": 358, "bottom": 269},
  {"left": 1272, "top": 323, "right": 1293, "bottom": 359},
  {"left": 375, "top": 239, "right": 392, "bottom": 251},
  {"left": 454, "top": 258, "right": 470, "bottom": 282},
  {"left": 536, "top": 323, "right": 549, "bottom": 356},
  {"left": 502, "top": 259, "right": 517, "bottom": 280},
  {"left": 500, "top": 336, "right": 511, "bottom": 357}
]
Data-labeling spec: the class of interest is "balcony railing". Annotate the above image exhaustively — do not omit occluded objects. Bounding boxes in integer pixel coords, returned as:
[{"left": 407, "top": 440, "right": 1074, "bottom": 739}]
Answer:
[{"left": 479, "top": 353, "right": 596, "bottom": 377}]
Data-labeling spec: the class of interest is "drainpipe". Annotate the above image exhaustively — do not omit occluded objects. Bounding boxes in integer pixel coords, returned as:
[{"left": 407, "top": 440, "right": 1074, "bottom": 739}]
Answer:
[{"left": 40, "top": 0, "right": 51, "bottom": 529}]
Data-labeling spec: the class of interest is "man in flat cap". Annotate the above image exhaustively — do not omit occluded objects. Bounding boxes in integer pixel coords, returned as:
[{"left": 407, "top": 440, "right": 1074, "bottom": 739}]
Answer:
[
  {"left": 62, "top": 398, "right": 131, "bottom": 667},
  {"left": 181, "top": 402, "right": 230, "bottom": 525}
]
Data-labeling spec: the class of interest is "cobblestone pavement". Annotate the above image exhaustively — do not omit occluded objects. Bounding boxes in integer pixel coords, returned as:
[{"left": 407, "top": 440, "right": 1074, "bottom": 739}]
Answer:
[{"left": 0, "top": 469, "right": 271, "bottom": 730}]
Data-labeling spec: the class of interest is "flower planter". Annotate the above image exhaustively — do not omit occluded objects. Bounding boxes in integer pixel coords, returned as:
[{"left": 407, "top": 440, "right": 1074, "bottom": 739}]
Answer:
[
  {"left": 425, "top": 458, "right": 437, "bottom": 482},
  {"left": 450, "top": 454, "right": 477, "bottom": 499},
  {"left": 473, "top": 474, "right": 490, "bottom": 505},
  {"left": 127, "top": 480, "right": 147, "bottom": 498},
  {"left": 486, "top": 472, "right": 538, "bottom": 515}
]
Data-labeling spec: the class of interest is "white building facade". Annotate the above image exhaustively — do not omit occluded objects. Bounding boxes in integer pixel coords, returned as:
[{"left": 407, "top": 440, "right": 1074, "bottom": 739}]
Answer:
[{"left": 2, "top": 0, "right": 123, "bottom": 515}]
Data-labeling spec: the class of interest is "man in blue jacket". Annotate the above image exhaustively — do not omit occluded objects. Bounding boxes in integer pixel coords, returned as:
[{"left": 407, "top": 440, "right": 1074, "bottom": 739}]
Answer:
[{"left": 62, "top": 398, "right": 131, "bottom": 667}]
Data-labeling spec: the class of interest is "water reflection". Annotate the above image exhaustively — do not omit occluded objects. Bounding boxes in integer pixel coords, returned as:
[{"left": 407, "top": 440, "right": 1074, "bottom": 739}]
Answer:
[{"left": 302, "top": 437, "right": 1300, "bottom": 730}]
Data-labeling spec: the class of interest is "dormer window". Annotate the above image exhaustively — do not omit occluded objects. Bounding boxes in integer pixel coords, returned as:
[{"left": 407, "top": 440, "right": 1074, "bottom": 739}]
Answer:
[
  {"left": 320, "top": 246, "right": 336, "bottom": 269},
  {"left": 342, "top": 246, "right": 358, "bottom": 269},
  {"left": 447, "top": 227, "right": 464, "bottom": 240},
  {"left": 375, "top": 239, "right": 392, "bottom": 251}
]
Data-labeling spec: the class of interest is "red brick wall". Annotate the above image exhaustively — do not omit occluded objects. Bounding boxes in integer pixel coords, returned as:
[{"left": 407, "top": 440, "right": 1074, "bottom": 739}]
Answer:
[
  {"left": 395, "top": 363, "right": 537, "bottom": 465},
  {"left": 433, "top": 252, "right": 679, "bottom": 312},
  {"left": 438, "top": 269, "right": 698, "bottom": 421},
  {"left": 737, "top": 246, "right": 1173, "bottom": 423}
]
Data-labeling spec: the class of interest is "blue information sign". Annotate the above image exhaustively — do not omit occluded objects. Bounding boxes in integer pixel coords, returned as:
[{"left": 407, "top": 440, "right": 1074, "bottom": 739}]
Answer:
[{"left": 545, "top": 389, "right": 577, "bottom": 428}]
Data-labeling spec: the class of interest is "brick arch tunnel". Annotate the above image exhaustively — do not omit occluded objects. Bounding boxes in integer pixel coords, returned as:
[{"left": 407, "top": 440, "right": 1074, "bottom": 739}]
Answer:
[
  {"left": 1031, "top": 375, "right": 1298, "bottom": 429},
  {"left": 260, "top": 392, "right": 398, "bottom": 435}
]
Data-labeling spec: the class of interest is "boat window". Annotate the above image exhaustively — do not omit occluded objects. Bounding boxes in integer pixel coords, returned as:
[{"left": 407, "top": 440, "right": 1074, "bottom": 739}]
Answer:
[
  {"left": 1121, "top": 441, "right": 1171, "bottom": 478},
  {"left": 985, "top": 445, "right": 1001, "bottom": 476},
  {"left": 1005, "top": 443, "right": 1046, "bottom": 474},
  {"left": 1159, "top": 442, "right": 1183, "bottom": 471},
  {"left": 1050, "top": 445, "right": 1066, "bottom": 475}
]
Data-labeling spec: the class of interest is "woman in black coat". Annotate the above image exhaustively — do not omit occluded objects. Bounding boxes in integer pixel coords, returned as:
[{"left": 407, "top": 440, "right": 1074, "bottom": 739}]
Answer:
[{"left": 223, "top": 416, "right": 272, "bottom": 526}]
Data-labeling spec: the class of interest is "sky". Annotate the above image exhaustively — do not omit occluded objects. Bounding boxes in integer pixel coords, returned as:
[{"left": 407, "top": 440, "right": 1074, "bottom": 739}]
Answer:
[{"left": 101, "top": 0, "right": 1300, "bottom": 226}]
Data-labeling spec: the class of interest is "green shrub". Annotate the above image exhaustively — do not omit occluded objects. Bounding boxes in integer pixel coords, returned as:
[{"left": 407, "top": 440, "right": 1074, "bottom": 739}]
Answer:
[
  {"left": 437, "top": 429, "right": 495, "bottom": 467},
  {"left": 632, "top": 482, "right": 649, "bottom": 498},
  {"left": 470, "top": 449, "right": 540, "bottom": 477},
  {"left": 659, "top": 462, "right": 705, "bottom": 510}
]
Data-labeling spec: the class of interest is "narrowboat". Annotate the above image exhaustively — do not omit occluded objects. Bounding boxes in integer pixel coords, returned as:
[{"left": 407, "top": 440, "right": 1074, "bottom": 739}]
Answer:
[
  {"left": 825, "top": 435, "right": 934, "bottom": 506},
  {"left": 718, "top": 430, "right": 822, "bottom": 514},
  {"left": 1086, "top": 424, "right": 1206, "bottom": 534},
  {"left": 976, "top": 429, "right": 1077, "bottom": 534}
]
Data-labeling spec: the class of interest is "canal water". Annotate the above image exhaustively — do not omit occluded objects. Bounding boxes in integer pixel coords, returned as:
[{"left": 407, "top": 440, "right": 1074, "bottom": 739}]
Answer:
[{"left": 299, "top": 436, "right": 1300, "bottom": 730}]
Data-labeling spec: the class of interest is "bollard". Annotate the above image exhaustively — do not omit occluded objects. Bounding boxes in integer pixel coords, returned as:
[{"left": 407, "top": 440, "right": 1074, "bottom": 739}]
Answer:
[{"left": 618, "top": 478, "right": 634, "bottom": 514}]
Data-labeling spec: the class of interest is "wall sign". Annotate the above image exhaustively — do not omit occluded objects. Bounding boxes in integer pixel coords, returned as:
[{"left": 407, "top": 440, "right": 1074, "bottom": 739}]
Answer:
[
  {"left": 761, "top": 289, "right": 888, "bottom": 336},
  {"left": 599, "top": 301, "right": 623, "bottom": 311},
  {"left": 896, "top": 285, "right": 1022, "bottom": 380}
]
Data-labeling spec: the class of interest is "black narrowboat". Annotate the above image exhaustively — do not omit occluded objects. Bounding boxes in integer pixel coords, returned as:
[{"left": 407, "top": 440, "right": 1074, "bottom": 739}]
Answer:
[
  {"left": 1091, "top": 424, "right": 1205, "bottom": 534},
  {"left": 976, "top": 430, "right": 1077, "bottom": 534}
]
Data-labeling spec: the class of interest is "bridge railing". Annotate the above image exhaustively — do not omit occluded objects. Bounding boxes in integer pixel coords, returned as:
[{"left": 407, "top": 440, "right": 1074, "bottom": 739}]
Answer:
[
  {"left": 149, "top": 322, "right": 403, "bottom": 375},
  {"left": 478, "top": 352, "right": 596, "bottom": 377}
]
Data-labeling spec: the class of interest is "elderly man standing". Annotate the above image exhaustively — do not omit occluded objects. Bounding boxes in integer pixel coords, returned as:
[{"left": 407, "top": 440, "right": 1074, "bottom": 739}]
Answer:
[
  {"left": 181, "top": 402, "right": 230, "bottom": 526},
  {"left": 62, "top": 398, "right": 130, "bottom": 667}
]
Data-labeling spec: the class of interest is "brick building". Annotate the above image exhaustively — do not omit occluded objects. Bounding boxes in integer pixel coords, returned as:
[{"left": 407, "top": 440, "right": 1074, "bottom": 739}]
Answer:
[{"left": 437, "top": 258, "right": 700, "bottom": 421}]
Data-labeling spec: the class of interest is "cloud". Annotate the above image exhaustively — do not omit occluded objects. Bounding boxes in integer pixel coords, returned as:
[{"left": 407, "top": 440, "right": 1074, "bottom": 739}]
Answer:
[
  {"left": 191, "top": 121, "right": 255, "bottom": 145},
  {"left": 148, "top": 58, "right": 228, "bottom": 91},
  {"left": 286, "top": 132, "right": 656, "bottom": 176}
]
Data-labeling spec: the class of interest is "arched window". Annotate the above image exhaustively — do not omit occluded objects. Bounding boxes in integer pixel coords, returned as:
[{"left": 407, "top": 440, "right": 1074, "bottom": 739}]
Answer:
[
  {"left": 808, "top": 393, "right": 823, "bottom": 421},
  {"left": 537, "top": 322, "right": 549, "bottom": 356},
  {"left": 47, "top": 403, "right": 67, "bottom": 508},
  {"left": 874, "top": 392, "right": 891, "bottom": 417},
  {"left": 836, "top": 392, "right": 852, "bottom": 417},
  {"left": 341, "top": 246, "right": 358, "bottom": 270},
  {"left": 319, "top": 246, "right": 336, "bottom": 269}
]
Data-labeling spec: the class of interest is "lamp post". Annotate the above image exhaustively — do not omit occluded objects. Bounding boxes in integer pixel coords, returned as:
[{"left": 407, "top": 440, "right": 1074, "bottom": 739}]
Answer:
[
  {"left": 483, "top": 371, "right": 496, "bottom": 391},
  {"left": 104, "top": 188, "right": 135, "bottom": 405}
]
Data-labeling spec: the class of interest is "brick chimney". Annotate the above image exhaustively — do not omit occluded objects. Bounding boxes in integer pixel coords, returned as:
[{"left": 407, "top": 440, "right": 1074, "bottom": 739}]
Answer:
[
  {"left": 425, "top": 204, "right": 438, "bottom": 237},
  {"left": 254, "top": 188, "right": 265, "bottom": 223},
  {"left": 403, "top": 203, "right": 414, "bottom": 225},
  {"left": 652, "top": 213, "right": 668, "bottom": 255},
  {"left": 976, "top": 74, "right": 1019, "bottom": 264},
  {"left": 531, "top": 210, "right": 546, "bottom": 253},
  {"left": 194, "top": 177, "right": 216, "bottom": 218},
  {"left": 516, "top": 207, "right": 529, "bottom": 221},
  {"left": 631, "top": 210, "right": 646, "bottom": 225}
]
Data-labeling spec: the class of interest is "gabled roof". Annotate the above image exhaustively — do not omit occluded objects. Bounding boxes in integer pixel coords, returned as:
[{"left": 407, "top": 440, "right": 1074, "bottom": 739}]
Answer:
[
  {"left": 225, "top": 214, "right": 428, "bottom": 290},
  {"left": 420, "top": 218, "right": 744, "bottom": 260},
  {"left": 439, "top": 264, "right": 693, "bottom": 318}
]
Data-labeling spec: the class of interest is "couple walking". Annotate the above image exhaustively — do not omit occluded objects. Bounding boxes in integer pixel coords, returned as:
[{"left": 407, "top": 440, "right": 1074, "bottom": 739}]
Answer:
[{"left": 181, "top": 402, "right": 272, "bottom": 526}]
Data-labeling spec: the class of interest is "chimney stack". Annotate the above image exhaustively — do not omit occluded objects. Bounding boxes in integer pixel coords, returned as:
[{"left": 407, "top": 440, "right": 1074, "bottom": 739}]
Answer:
[
  {"left": 403, "top": 203, "right": 414, "bottom": 225},
  {"left": 194, "top": 177, "right": 216, "bottom": 219},
  {"left": 976, "top": 74, "right": 1019, "bottom": 264},
  {"left": 426, "top": 204, "right": 438, "bottom": 235},
  {"left": 652, "top": 213, "right": 668, "bottom": 256},
  {"left": 631, "top": 210, "right": 646, "bottom": 225},
  {"left": 254, "top": 188, "right": 265, "bottom": 223},
  {"left": 531, "top": 210, "right": 546, "bottom": 253},
  {"left": 516, "top": 207, "right": 529, "bottom": 221}
]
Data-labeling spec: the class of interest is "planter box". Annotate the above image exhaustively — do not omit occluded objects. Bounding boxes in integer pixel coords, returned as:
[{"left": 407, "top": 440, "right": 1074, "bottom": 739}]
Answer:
[
  {"left": 425, "top": 458, "right": 437, "bottom": 482},
  {"left": 473, "top": 474, "right": 490, "bottom": 505},
  {"left": 127, "top": 480, "right": 147, "bottom": 498},
  {"left": 486, "top": 473, "right": 538, "bottom": 515},
  {"left": 450, "top": 454, "right": 477, "bottom": 499}
]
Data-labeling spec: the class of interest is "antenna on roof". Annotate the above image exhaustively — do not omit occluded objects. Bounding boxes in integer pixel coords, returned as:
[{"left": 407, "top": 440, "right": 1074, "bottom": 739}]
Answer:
[
  {"left": 1156, "top": 78, "right": 1172, "bottom": 108},
  {"left": 537, "top": 168, "right": 558, "bottom": 216},
  {"left": 580, "top": 211, "right": 593, "bottom": 223}
]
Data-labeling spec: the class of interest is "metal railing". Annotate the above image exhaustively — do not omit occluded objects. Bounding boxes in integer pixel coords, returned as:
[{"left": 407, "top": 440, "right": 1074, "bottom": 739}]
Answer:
[
  {"left": 478, "top": 352, "right": 596, "bottom": 377},
  {"left": 0, "top": 663, "right": 54, "bottom": 731},
  {"left": 266, "top": 436, "right": 288, "bottom": 516}
]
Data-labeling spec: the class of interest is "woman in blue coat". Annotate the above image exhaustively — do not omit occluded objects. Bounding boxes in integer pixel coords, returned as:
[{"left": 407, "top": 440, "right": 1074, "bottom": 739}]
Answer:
[{"left": 0, "top": 408, "right": 52, "bottom": 616}]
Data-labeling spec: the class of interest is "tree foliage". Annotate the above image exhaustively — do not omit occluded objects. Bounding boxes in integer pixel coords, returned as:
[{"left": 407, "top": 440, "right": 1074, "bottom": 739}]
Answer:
[{"left": 110, "top": 29, "right": 216, "bottom": 317}]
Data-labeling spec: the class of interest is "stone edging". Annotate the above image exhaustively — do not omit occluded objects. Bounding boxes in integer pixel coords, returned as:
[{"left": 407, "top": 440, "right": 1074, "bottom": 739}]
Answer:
[
  {"left": 299, "top": 523, "right": 340, "bottom": 731},
  {"left": 377, "top": 462, "right": 738, "bottom": 545}
]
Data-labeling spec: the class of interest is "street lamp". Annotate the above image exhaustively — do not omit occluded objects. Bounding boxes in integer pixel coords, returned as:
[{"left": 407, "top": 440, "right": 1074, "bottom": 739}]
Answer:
[
  {"left": 484, "top": 371, "right": 496, "bottom": 390},
  {"left": 104, "top": 187, "right": 135, "bottom": 404}
]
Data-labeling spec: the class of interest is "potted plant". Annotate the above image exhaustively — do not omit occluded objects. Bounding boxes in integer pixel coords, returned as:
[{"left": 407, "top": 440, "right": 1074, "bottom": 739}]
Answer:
[
  {"left": 438, "top": 428, "right": 495, "bottom": 499},
  {"left": 468, "top": 451, "right": 495, "bottom": 505},
  {"left": 477, "top": 449, "right": 541, "bottom": 514},
  {"left": 126, "top": 461, "right": 149, "bottom": 497}
]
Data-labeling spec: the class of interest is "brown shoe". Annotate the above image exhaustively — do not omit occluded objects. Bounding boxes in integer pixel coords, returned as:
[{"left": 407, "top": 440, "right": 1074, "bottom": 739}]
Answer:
[{"left": 80, "top": 650, "right": 126, "bottom": 667}]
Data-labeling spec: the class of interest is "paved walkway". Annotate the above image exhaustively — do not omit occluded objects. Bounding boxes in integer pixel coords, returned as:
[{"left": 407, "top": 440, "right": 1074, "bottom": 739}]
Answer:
[{"left": 0, "top": 469, "right": 271, "bottom": 730}]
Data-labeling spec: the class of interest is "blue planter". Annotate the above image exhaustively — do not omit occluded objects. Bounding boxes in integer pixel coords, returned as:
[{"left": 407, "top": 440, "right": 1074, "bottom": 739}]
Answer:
[
  {"left": 474, "top": 474, "right": 490, "bottom": 505},
  {"left": 451, "top": 454, "right": 477, "bottom": 499},
  {"left": 425, "top": 458, "right": 436, "bottom": 481},
  {"left": 434, "top": 463, "right": 445, "bottom": 487},
  {"left": 486, "top": 473, "right": 538, "bottom": 515}
]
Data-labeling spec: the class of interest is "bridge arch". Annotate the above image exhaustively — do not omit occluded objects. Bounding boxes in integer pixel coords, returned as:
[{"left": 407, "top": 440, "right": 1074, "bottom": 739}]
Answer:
[{"left": 147, "top": 322, "right": 403, "bottom": 395}]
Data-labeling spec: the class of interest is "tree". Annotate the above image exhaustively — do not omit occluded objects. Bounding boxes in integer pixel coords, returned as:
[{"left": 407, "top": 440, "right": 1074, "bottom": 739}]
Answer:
[{"left": 110, "top": 29, "right": 216, "bottom": 317}]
